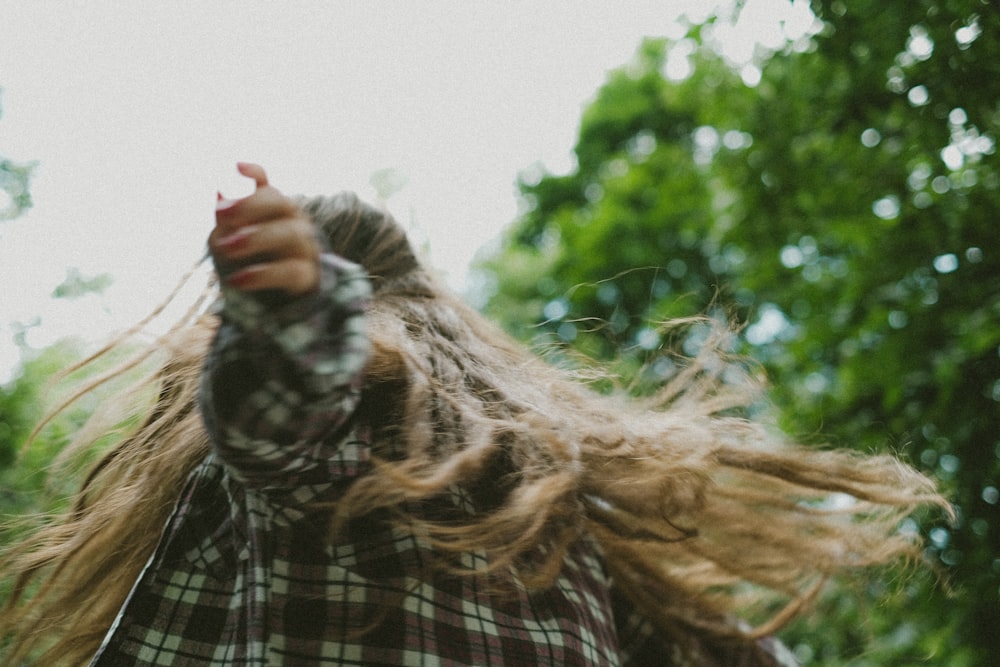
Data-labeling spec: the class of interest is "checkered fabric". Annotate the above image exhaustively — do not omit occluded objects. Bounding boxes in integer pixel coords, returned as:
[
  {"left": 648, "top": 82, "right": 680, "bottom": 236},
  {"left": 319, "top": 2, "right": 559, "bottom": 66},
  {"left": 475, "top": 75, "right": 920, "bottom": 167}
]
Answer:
[{"left": 90, "top": 252, "right": 797, "bottom": 666}]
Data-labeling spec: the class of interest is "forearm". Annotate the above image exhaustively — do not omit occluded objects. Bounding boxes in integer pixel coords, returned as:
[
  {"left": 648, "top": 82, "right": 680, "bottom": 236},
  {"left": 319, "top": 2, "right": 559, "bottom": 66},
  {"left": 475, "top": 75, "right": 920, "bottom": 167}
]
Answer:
[{"left": 200, "top": 252, "right": 372, "bottom": 490}]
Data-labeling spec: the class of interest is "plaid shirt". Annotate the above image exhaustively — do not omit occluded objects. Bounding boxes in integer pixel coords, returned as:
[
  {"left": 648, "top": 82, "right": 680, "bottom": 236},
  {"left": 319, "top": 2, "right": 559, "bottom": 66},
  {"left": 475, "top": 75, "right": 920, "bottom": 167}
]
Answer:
[{"left": 90, "top": 253, "right": 797, "bottom": 666}]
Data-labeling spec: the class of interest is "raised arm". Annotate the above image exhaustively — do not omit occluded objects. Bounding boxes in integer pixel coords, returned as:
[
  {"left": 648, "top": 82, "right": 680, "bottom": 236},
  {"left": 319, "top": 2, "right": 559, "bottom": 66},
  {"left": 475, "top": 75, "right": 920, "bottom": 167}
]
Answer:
[{"left": 201, "top": 163, "right": 372, "bottom": 492}]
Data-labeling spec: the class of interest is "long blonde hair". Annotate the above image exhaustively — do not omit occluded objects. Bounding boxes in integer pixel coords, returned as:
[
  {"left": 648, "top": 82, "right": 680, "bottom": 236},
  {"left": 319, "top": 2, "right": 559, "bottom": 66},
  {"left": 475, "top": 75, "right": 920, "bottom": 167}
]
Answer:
[{"left": 1, "top": 193, "right": 948, "bottom": 665}]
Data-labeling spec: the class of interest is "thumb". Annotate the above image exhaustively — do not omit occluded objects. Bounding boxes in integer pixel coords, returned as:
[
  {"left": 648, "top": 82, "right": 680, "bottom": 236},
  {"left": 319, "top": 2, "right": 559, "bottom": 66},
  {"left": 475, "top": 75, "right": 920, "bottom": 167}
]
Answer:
[{"left": 236, "top": 162, "right": 270, "bottom": 190}]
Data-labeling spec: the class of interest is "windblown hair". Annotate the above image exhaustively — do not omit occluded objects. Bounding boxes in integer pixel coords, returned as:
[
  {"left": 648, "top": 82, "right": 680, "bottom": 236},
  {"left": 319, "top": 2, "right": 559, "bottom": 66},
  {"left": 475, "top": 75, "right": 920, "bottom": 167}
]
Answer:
[{"left": 1, "top": 194, "right": 948, "bottom": 665}]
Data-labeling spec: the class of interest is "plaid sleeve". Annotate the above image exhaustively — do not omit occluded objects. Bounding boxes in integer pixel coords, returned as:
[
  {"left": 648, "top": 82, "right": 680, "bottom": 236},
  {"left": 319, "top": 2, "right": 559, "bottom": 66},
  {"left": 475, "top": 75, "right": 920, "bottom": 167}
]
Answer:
[{"left": 200, "top": 252, "right": 372, "bottom": 493}]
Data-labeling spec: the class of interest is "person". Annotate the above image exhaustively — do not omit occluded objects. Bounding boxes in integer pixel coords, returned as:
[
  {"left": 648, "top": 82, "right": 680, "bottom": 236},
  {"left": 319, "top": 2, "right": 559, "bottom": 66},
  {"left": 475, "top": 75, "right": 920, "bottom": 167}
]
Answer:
[{"left": 1, "top": 163, "right": 947, "bottom": 666}]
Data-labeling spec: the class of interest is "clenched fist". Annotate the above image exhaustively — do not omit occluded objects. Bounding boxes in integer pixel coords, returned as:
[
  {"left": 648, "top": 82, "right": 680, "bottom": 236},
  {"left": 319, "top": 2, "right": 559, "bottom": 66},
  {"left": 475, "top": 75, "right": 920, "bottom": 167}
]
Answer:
[{"left": 209, "top": 162, "right": 320, "bottom": 296}]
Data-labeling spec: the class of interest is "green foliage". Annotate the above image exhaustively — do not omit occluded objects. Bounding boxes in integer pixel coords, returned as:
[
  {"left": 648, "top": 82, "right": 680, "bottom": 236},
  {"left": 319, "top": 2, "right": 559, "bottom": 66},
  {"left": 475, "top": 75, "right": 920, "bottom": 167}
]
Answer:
[
  {"left": 0, "top": 337, "right": 152, "bottom": 553},
  {"left": 0, "top": 341, "right": 89, "bottom": 525},
  {"left": 0, "top": 85, "right": 126, "bottom": 532},
  {"left": 0, "top": 158, "right": 33, "bottom": 221},
  {"left": 51, "top": 267, "right": 114, "bottom": 300},
  {"left": 480, "top": 1, "right": 998, "bottom": 663},
  {"left": 0, "top": 89, "right": 35, "bottom": 222}
]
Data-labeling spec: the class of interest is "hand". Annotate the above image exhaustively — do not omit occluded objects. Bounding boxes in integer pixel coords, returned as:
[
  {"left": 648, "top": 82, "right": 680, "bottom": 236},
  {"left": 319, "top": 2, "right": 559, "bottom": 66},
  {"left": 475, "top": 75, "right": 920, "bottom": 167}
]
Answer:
[{"left": 209, "top": 163, "right": 320, "bottom": 296}]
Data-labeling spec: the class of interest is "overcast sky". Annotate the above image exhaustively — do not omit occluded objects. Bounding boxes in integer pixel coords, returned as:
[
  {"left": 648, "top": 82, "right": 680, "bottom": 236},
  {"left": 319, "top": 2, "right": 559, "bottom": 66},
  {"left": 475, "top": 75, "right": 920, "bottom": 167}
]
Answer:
[{"left": 0, "top": 1, "right": 809, "bottom": 382}]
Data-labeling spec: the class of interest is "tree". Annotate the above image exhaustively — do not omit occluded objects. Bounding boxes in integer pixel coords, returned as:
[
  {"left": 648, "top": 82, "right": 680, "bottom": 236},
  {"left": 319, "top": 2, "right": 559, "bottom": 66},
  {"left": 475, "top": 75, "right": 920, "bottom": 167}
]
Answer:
[
  {"left": 0, "top": 91, "right": 96, "bottom": 533},
  {"left": 0, "top": 340, "right": 87, "bottom": 507},
  {"left": 0, "top": 88, "right": 38, "bottom": 469},
  {"left": 479, "top": 1, "right": 998, "bottom": 663}
]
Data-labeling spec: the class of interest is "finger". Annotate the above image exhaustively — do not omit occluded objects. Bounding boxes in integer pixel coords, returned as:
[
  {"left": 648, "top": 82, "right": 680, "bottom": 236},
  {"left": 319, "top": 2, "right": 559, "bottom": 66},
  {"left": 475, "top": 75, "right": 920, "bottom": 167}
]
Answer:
[
  {"left": 210, "top": 217, "right": 318, "bottom": 265},
  {"left": 236, "top": 162, "right": 269, "bottom": 189},
  {"left": 225, "top": 258, "right": 320, "bottom": 295},
  {"left": 215, "top": 184, "right": 300, "bottom": 230},
  {"left": 214, "top": 162, "right": 279, "bottom": 227}
]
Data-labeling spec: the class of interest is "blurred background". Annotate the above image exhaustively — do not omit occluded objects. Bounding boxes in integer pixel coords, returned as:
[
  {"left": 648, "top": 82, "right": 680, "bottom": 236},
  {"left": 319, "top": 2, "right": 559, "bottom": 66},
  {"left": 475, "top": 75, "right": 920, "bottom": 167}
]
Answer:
[{"left": 1, "top": 1, "right": 997, "bottom": 664}]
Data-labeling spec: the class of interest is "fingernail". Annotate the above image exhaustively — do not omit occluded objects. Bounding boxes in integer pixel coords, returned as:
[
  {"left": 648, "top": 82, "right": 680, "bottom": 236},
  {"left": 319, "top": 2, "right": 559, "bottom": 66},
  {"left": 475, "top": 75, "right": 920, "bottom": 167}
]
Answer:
[
  {"left": 226, "top": 266, "right": 258, "bottom": 289},
  {"left": 217, "top": 226, "right": 255, "bottom": 249},
  {"left": 216, "top": 196, "right": 240, "bottom": 213}
]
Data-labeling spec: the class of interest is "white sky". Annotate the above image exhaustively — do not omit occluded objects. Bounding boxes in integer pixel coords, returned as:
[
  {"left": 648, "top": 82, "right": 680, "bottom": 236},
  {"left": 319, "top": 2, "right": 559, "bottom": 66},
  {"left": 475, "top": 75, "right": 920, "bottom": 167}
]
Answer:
[{"left": 0, "top": 0, "right": 810, "bottom": 383}]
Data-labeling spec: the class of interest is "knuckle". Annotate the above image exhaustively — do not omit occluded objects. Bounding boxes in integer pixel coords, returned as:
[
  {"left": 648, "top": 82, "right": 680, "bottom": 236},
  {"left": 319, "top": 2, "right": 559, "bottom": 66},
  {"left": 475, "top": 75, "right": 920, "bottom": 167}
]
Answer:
[
  {"left": 269, "top": 193, "right": 298, "bottom": 217},
  {"left": 294, "top": 222, "right": 319, "bottom": 251},
  {"left": 290, "top": 259, "right": 319, "bottom": 294}
]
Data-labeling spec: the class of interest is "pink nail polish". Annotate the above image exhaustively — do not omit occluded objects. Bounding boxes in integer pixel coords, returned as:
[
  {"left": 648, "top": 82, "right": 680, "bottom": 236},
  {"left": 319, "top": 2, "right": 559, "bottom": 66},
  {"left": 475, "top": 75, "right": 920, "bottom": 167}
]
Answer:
[
  {"left": 216, "top": 197, "right": 239, "bottom": 213},
  {"left": 217, "top": 227, "right": 254, "bottom": 249},
  {"left": 226, "top": 266, "right": 257, "bottom": 289}
]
